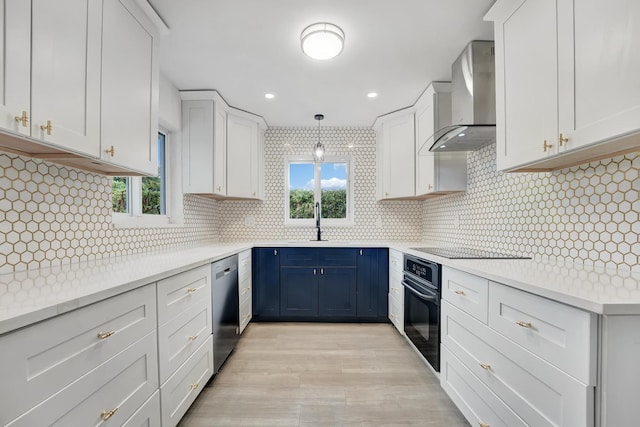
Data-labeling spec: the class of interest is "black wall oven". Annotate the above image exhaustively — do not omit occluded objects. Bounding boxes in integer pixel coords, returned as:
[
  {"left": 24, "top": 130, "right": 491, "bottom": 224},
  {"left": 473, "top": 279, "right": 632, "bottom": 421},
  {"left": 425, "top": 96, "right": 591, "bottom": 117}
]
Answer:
[{"left": 402, "top": 255, "right": 441, "bottom": 372}]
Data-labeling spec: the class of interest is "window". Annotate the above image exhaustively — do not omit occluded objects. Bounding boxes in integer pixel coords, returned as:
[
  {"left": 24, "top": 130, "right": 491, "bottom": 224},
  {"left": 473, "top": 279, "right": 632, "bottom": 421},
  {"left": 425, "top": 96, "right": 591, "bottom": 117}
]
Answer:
[
  {"left": 285, "top": 156, "right": 353, "bottom": 226},
  {"left": 112, "top": 131, "right": 176, "bottom": 226}
]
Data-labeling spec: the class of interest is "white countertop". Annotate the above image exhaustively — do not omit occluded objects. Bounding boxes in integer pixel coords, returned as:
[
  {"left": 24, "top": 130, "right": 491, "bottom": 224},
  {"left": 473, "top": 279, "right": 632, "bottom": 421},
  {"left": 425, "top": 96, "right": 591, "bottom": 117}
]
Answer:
[{"left": 2, "top": 240, "right": 640, "bottom": 335}]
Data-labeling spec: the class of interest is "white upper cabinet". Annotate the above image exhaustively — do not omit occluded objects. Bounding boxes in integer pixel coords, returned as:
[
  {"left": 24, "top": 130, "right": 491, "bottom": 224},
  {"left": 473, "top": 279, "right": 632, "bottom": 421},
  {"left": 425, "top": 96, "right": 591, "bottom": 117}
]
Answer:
[
  {"left": 100, "top": 0, "right": 159, "bottom": 175},
  {"left": 487, "top": 0, "right": 640, "bottom": 171},
  {"left": 376, "top": 110, "right": 415, "bottom": 200},
  {"left": 415, "top": 83, "right": 466, "bottom": 197},
  {"left": 0, "top": 0, "right": 30, "bottom": 136},
  {"left": 30, "top": 0, "right": 102, "bottom": 157},
  {"left": 227, "top": 112, "right": 263, "bottom": 199},
  {"left": 181, "top": 91, "right": 265, "bottom": 199}
]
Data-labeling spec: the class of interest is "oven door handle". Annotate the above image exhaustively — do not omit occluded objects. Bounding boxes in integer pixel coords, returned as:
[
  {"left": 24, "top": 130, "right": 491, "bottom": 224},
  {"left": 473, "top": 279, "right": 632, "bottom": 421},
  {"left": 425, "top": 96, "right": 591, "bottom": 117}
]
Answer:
[{"left": 401, "top": 280, "right": 437, "bottom": 302}]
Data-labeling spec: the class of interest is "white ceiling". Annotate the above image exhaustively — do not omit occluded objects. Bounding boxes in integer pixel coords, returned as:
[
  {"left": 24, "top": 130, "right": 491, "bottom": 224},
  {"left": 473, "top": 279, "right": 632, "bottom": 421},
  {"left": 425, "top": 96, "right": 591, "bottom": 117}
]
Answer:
[{"left": 149, "top": 0, "right": 496, "bottom": 127}]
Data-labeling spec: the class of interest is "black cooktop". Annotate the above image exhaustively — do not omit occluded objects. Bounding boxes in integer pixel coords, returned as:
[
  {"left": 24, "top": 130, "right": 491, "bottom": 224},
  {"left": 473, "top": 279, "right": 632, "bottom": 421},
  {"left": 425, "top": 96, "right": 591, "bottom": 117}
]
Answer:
[{"left": 410, "top": 247, "right": 531, "bottom": 260}]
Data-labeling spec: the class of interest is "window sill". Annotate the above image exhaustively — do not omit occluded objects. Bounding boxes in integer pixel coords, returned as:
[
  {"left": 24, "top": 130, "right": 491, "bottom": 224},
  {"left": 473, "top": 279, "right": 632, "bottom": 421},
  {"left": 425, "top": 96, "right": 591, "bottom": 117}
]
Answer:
[{"left": 111, "top": 213, "right": 184, "bottom": 229}]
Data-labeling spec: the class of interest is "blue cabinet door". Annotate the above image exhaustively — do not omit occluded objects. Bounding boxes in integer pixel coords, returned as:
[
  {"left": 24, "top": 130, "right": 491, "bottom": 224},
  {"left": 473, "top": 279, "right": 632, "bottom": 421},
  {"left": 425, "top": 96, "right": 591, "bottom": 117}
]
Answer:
[
  {"left": 318, "top": 267, "right": 357, "bottom": 317},
  {"left": 280, "top": 267, "right": 318, "bottom": 317},
  {"left": 252, "top": 248, "right": 280, "bottom": 318},
  {"left": 356, "top": 248, "right": 389, "bottom": 319}
]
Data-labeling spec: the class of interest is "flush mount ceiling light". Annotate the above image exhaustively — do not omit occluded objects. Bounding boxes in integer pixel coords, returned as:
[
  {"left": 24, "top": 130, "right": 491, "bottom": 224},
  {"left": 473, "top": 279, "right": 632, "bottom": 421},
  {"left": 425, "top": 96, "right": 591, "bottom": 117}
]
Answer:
[
  {"left": 313, "top": 114, "right": 325, "bottom": 162},
  {"left": 367, "top": 92, "right": 378, "bottom": 98},
  {"left": 264, "top": 93, "right": 275, "bottom": 99},
  {"left": 301, "top": 22, "right": 345, "bottom": 60}
]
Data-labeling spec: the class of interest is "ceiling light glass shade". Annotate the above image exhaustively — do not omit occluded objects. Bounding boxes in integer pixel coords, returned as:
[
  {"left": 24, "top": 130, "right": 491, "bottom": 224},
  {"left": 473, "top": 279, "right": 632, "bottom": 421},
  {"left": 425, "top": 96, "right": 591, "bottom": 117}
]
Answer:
[
  {"left": 313, "top": 141, "right": 325, "bottom": 162},
  {"left": 301, "top": 22, "right": 344, "bottom": 60}
]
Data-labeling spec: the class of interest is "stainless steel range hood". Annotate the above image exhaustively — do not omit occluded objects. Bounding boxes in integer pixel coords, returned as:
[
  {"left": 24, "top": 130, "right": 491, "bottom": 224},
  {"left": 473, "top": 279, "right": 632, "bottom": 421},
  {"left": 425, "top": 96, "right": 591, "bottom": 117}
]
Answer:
[{"left": 421, "top": 41, "right": 496, "bottom": 153}]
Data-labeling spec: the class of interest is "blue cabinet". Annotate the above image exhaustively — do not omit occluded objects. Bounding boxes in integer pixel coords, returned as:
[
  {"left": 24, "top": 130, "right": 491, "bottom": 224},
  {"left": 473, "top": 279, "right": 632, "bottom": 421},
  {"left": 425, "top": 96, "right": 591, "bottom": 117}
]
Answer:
[
  {"left": 356, "top": 248, "right": 389, "bottom": 319},
  {"left": 252, "top": 247, "right": 389, "bottom": 321},
  {"left": 252, "top": 248, "right": 280, "bottom": 319}
]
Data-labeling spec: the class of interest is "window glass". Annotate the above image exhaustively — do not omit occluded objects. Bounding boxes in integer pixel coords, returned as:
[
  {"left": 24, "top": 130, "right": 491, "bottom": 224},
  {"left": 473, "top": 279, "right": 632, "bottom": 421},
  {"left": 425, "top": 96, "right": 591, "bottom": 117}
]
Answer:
[
  {"left": 320, "top": 162, "right": 347, "bottom": 219},
  {"left": 288, "top": 163, "right": 315, "bottom": 219},
  {"left": 142, "top": 133, "right": 167, "bottom": 215}
]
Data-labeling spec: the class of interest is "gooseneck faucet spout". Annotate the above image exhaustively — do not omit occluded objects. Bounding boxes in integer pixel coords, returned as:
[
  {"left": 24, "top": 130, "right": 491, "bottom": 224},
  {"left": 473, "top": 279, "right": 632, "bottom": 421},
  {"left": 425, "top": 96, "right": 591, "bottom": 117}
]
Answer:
[{"left": 315, "top": 202, "right": 322, "bottom": 241}]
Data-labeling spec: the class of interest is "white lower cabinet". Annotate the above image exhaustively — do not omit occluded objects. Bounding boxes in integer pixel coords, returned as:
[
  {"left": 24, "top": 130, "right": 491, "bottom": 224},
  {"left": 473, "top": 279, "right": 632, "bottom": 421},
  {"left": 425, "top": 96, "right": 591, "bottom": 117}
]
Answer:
[
  {"left": 161, "top": 335, "right": 214, "bottom": 427},
  {"left": 440, "top": 266, "right": 596, "bottom": 427},
  {"left": 123, "top": 391, "right": 161, "bottom": 427},
  {"left": 238, "top": 249, "right": 252, "bottom": 334},
  {"left": 7, "top": 331, "right": 159, "bottom": 426},
  {"left": 388, "top": 249, "right": 404, "bottom": 334}
]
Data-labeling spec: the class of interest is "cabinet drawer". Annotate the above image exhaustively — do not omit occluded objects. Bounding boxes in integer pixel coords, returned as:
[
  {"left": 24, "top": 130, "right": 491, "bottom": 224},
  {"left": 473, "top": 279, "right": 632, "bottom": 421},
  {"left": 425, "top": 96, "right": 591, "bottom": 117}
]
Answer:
[
  {"left": 442, "top": 267, "right": 489, "bottom": 323},
  {"left": 317, "top": 248, "right": 356, "bottom": 266},
  {"left": 279, "top": 248, "right": 318, "bottom": 266},
  {"left": 441, "top": 345, "right": 527, "bottom": 427},
  {"left": 389, "top": 249, "right": 403, "bottom": 274},
  {"left": 0, "top": 284, "right": 156, "bottom": 426},
  {"left": 122, "top": 390, "right": 161, "bottom": 427},
  {"left": 389, "top": 270, "right": 404, "bottom": 303},
  {"left": 239, "top": 276, "right": 252, "bottom": 306},
  {"left": 488, "top": 282, "right": 596, "bottom": 384},
  {"left": 158, "top": 299, "right": 212, "bottom": 384},
  {"left": 7, "top": 332, "right": 159, "bottom": 427},
  {"left": 239, "top": 296, "right": 252, "bottom": 334},
  {"left": 388, "top": 294, "right": 404, "bottom": 335},
  {"left": 157, "top": 265, "right": 211, "bottom": 326},
  {"left": 161, "top": 335, "right": 214, "bottom": 427},
  {"left": 443, "top": 301, "right": 593, "bottom": 427},
  {"left": 238, "top": 250, "right": 251, "bottom": 283}
]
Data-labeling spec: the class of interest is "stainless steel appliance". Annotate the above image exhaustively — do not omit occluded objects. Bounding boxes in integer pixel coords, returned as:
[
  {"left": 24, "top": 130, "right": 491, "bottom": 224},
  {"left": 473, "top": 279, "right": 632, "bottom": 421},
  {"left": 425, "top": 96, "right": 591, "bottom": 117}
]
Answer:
[
  {"left": 410, "top": 247, "right": 531, "bottom": 259},
  {"left": 212, "top": 255, "right": 239, "bottom": 373},
  {"left": 402, "top": 254, "right": 441, "bottom": 372}
]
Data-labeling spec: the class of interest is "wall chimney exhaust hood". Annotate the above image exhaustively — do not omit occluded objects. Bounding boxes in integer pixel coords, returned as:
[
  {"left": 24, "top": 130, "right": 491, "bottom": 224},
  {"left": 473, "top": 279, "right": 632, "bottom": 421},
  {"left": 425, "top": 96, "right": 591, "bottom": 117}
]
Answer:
[{"left": 420, "top": 40, "right": 496, "bottom": 154}]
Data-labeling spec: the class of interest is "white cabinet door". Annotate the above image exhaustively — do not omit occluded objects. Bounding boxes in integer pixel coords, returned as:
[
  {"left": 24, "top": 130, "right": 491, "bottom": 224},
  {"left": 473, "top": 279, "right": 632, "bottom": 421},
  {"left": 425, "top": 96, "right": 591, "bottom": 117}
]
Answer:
[
  {"left": 30, "top": 0, "right": 102, "bottom": 157},
  {"left": 227, "top": 112, "right": 259, "bottom": 198},
  {"left": 101, "top": 0, "right": 158, "bottom": 174},
  {"left": 213, "top": 103, "right": 227, "bottom": 196},
  {"left": 415, "top": 92, "right": 437, "bottom": 195},
  {"left": 182, "top": 100, "right": 215, "bottom": 194},
  {"left": 378, "top": 112, "right": 415, "bottom": 199},
  {"left": 494, "top": 0, "right": 559, "bottom": 170},
  {"left": 557, "top": 0, "right": 640, "bottom": 152},
  {"left": 0, "top": 0, "right": 30, "bottom": 136}
]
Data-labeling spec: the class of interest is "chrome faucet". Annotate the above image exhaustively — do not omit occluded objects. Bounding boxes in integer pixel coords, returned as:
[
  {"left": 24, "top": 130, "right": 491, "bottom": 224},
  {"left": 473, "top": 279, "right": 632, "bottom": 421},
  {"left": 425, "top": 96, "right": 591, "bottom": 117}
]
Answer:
[{"left": 315, "top": 202, "right": 322, "bottom": 241}]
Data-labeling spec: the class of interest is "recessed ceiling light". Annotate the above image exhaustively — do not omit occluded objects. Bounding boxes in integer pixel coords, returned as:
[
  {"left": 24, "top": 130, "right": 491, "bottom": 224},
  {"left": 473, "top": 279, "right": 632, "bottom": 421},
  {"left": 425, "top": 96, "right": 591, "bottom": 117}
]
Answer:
[
  {"left": 458, "top": 133, "right": 465, "bottom": 137},
  {"left": 265, "top": 93, "right": 275, "bottom": 99},
  {"left": 367, "top": 92, "right": 378, "bottom": 98},
  {"left": 301, "top": 22, "right": 345, "bottom": 60}
]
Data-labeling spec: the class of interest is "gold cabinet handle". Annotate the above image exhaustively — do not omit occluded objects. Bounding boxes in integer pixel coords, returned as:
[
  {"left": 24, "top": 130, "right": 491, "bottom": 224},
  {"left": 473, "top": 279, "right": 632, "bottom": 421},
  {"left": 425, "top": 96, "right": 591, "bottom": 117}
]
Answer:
[
  {"left": 40, "top": 120, "right": 53, "bottom": 135},
  {"left": 479, "top": 423, "right": 490, "bottom": 427},
  {"left": 188, "top": 335, "right": 199, "bottom": 341},
  {"left": 14, "top": 111, "right": 29, "bottom": 127},
  {"left": 216, "top": 186, "right": 222, "bottom": 191},
  {"left": 97, "top": 330, "right": 115, "bottom": 340},
  {"left": 559, "top": 133, "right": 569, "bottom": 146},
  {"left": 190, "top": 382, "right": 200, "bottom": 390},
  {"left": 454, "top": 290, "right": 466, "bottom": 296},
  {"left": 515, "top": 321, "right": 532, "bottom": 328},
  {"left": 186, "top": 287, "right": 197, "bottom": 293},
  {"left": 428, "top": 184, "right": 433, "bottom": 190},
  {"left": 105, "top": 145, "right": 115, "bottom": 157},
  {"left": 100, "top": 407, "right": 118, "bottom": 421},
  {"left": 479, "top": 363, "right": 491, "bottom": 370},
  {"left": 244, "top": 313, "right": 251, "bottom": 321},
  {"left": 543, "top": 140, "right": 552, "bottom": 152}
]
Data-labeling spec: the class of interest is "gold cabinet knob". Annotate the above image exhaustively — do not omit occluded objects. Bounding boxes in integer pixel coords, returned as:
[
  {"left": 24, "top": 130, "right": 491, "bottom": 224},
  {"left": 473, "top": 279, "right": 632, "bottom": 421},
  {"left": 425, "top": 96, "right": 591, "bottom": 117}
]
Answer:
[
  {"left": 188, "top": 335, "right": 199, "bottom": 341},
  {"left": 479, "top": 363, "right": 492, "bottom": 370},
  {"left": 515, "top": 321, "right": 532, "bottom": 328},
  {"left": 186, "top": 287, "right": 197, "bottom": 293},
  {"left": 14, "top": 111, "right": 28, "bottom": 127},
  {"left": 454, "top": 290, "right": 466, "bottom": 296},
  {"left": 190, "top": 382, "right": 200, "bottom": 390},
  {"left": 100, "top": 407, "right": 118, "bottom": 420},
  {"left": 105, "top": 145, "right": 115, "bottom": 157},
  {"left": 97, "top": 330, "right": 115, "bottom": 340},
  {"left": 559, "top": 133, "right": 569, "bottom": 146},
  {"left": 40, "top": 120, "right": 53, "bottom": 135},
  {"left": 543, "top": 140, "right": 553, "bottom": 152}
]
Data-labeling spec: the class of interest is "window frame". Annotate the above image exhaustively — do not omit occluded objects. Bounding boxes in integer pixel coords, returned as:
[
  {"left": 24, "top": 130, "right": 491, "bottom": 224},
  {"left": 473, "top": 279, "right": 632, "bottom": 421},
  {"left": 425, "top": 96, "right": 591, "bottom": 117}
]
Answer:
[
  {"left": 112, "top": 129, "right": 183, "bottom": 228},
  {"left": 284, "top": 155, "right": 354, "bottom": 227}
]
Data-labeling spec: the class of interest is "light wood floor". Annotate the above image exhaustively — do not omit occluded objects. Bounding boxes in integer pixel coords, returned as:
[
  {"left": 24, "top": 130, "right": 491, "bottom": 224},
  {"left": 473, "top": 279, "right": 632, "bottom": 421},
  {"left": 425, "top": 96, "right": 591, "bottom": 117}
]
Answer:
[{"left": 178, "top": 323, "right": 469, "bottom": 427}]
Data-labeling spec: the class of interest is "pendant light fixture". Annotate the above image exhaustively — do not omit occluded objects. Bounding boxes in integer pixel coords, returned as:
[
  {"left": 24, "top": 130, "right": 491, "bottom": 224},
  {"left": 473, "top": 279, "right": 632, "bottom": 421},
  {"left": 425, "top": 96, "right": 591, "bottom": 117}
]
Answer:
[
  {"left": 301, "top": 23, "right": 345, "bottom": 60},
  {"left": 313, "top": 114, "right": 325, "bottom": 162}
]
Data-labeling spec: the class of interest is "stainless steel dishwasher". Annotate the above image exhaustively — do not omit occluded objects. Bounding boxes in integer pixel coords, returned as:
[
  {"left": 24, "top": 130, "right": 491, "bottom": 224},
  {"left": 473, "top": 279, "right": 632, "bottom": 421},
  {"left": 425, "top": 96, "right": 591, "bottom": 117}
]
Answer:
[{"left": 212, "top": 254, "right": 239, "bottom": 373}]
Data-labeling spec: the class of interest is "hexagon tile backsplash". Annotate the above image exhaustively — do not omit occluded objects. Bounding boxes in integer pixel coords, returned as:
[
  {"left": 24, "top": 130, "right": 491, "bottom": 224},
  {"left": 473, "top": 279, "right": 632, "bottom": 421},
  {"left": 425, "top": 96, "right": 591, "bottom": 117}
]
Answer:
[
  {"left": 423, "top": 143, "right": 640, "bottom": 272},
  {"left": 0, "top": 153, "right": 219, "bottom": 274}
]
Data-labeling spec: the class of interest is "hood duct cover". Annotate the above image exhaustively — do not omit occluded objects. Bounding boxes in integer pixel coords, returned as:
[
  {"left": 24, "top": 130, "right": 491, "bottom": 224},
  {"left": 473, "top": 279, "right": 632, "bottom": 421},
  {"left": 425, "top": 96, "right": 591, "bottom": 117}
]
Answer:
[{"left": 422, "top": 40, "right": 496, "bottom": 153}]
